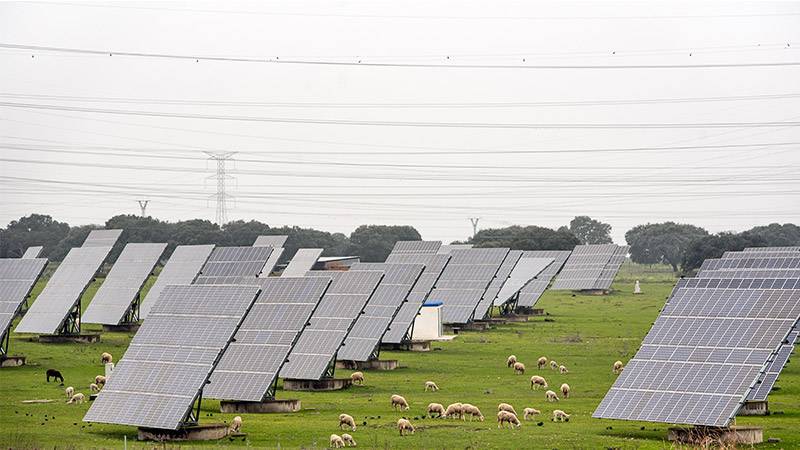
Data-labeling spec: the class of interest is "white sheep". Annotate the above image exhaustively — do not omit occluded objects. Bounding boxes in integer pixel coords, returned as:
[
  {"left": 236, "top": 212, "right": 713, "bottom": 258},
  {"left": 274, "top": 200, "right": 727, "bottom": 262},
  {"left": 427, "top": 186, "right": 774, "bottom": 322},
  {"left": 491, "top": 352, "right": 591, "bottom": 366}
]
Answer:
[
  {"left": 506, "top": 355, "right": 517, "bottom": 367},
  {"left": 67, "top": 392, "right": 85, "bottom": 404},
  {"left": 330, "top": 434, "right": 345, "bottom": 448},
  {"left": 95, "top": 375, "right": 106, "bottom": 385},
  {"left": 424, "top": 381, "right": 439, "bottom": 392},
  {"left": 427, "top": 402, "right": 445, "bottom": 418},
  {"left": 550, "top": 360, "right": 558, "bottom": 370},
  {"left": 559, "top": 365, "right": 569, "bottom": 374},
  {"left": 461, "top": 403, "right": 484, "bottom": 422},
  {"left": 89, "top": 383, "right": 100, "bottom": 393},
  {"left": 101, "top": 352, "right": 113, "bottom": 364},
  {"left": 613, "top": 360, "right": 624, "bottom": 374},
  {"left": 391, "top": 394, "right": 410, "bottom": 411},
  {"left": 497, "top": 410, "right": 521, "bottom": 429},
  {"left": 537, "top": 356, "right": 548, "bottom": 369},
  {"left": 341, "top": 433, "right": 357, "bottom": 447},
  {"left": 350, "top": 371, "right": 364, "bottom": 385},
  {"left": 497, "top": 403, "right": 517, "bottom": 416},
  {"left": 65, "top": 386, "right": 74, "bottom": 399},
  {"left": 530, "top": 375, "right": 548, "bottom": 390},
  {"left": 444, "top": 402, "right": 463, "bottom": 419},
  {"left": 397, "top": 418, "right": 415, "bottom": 436},
  {"left": 523, "top": 407, "right": 541, "bottom": 420},
  {"left": 513, "top": 362, "right": 525, "bottom": 375},
  {"left": 545, "top": 390, "right": 559, "bottom": 402},
  {"left": 552, "top": 409, "right": 570, "bottom": 422},
  {"left": 339, "top": 413, "right": 356, "bottom": 431},
  {"left": 229, "top": 416, "right": 242, "bottom": 433},
  {"left": 560, "top": 383, "right": 570, "bottom": 398}
]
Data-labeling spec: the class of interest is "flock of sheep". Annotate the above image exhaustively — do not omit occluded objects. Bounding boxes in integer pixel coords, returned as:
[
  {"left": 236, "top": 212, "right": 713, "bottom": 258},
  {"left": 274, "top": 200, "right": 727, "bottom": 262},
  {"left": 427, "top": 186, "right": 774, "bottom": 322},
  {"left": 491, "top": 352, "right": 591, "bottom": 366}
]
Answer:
[{"left": 61, "top": 352, "right": 113, "bottom": 405}]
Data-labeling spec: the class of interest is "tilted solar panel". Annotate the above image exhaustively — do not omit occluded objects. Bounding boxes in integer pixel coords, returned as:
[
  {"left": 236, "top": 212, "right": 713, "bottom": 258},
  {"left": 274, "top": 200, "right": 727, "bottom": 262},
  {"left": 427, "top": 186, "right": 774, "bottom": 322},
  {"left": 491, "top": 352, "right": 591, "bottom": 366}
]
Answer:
[
  {"left": 390, "top": 240, "right": 441, "bottom": 254},
  {"left": 552, "top": 244, "right": 619, "bottom": 290},
  {"left": 593, "top": 245, "right": 629, "bottom": 290},
  {"left": 743, "top": 246, "right": 800, "bottom": 252},
  {"left": 473, "top": 250, "right": 523, "bottom": 319},
  {"left": 194, "top": 246, "right": 272, "bottom": 284},
  {"left": 253, "top": 235, "right": 288, "bottom": 248},
  {"left": 259, "top": 247, "right": 284, "bottom": 278},
  {"left": 516, "top": 251, "right": 572, "bottom": 308},
  {"left": 82, "top": 243, "right": 167, "bottom": 325},
  {"left": 83, "top": 284, "right": 260, "bottom": 430},
  {"left": 139, "top": 244, "right": 214, "bottom": 320},
  {"left": 337, "top": 263, "right": 424, "bottom": 361},
  {"left": 723, "top": 250, "right": 800, "bottom": 259},
  {"left": 15, "top": 246, "right": 112, "bottom": 334},
  {"left": 279, "top": 271, "right": 384, "bottom": 380},
  {"left": 437, "top": 244, "right": 473, "bottom": 254},
  {"left": 21, "top": 246, "right": 43, "bottom": 259},
  {"left": 282, "top": 249, "right": 323, "bottom": 277},
  {"left": 493, "top": 257, "right": 554, "bottom": 307},
  {"left": 0, "top": 258, "right": 48, "bottom": 345},
  {"left": 206, "top": 276, "right": 331, "bottom": 401},
  {"left": 747, "top": 329, "right": 797, "bottom": 401},
  {"left": 82, "top": 229, "right": 123, "bottom": 248}
]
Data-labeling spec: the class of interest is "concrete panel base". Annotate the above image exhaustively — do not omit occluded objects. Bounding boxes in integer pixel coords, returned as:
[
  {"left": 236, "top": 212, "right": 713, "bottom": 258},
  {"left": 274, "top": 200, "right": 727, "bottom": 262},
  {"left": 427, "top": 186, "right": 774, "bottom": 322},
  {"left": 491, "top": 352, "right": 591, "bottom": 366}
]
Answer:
[
  {"left": 0, "top": 356, "right": 26, "bottom": 367},
  {"left": 283, "top": 378, "right": 352, "bottom": 391},
  {"left": 444, "top": 322, "right": 489, "bottom": 334},
  {"left": 381, "top": 340, "right": 432, "bottom": 352},
  {"left": 138, "top": 423, "right": 231, "bottom": 441},
  {"left": 102, "top": 323, "right": 140, "bottom": 333},
  {"left": 220, "top": 399, "right": 301, "bottom": 414},
  {"left": 738, "top": 401, "right": 769, "bottom": 416},
  {"left": 336, "top": 359, "right": 398, "bottom": 371},
  {"left": 580, "top": 289, "right": 610, "bottom": 296},
  {"left": 38, "top": 334, "right": 100, "bottom": 344},
  {"left": 667, "top": 426, "right": 763, "bottom": 445}
]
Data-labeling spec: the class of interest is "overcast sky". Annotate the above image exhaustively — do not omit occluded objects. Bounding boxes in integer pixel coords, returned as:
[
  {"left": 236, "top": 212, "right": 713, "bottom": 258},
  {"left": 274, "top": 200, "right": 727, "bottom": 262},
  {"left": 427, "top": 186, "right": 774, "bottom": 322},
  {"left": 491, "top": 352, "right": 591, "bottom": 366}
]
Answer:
[{"left": 1, "top": 0, "right": 798, "bottom": 243}]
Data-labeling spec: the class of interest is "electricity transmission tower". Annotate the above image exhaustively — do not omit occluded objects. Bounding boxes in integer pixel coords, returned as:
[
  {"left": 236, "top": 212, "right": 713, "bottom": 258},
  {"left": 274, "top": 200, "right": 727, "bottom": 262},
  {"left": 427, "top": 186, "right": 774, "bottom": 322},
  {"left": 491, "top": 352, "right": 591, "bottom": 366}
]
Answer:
[
  {"left": 469, "top": 217, "right": 481, "bottom": 238},
  {"left": 205, "top": 152, "right": 236, "bottom": 225},
  {"left": 137, "top": 200, "right": 149, "bottom": 217}
]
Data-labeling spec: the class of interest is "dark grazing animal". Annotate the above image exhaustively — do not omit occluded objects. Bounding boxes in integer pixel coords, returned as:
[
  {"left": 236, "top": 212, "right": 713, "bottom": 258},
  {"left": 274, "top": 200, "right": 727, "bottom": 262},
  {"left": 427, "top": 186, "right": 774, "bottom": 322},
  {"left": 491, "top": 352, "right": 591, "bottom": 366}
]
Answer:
[{"left": 46, "top": 369, "right": 64, "bottom": 383}]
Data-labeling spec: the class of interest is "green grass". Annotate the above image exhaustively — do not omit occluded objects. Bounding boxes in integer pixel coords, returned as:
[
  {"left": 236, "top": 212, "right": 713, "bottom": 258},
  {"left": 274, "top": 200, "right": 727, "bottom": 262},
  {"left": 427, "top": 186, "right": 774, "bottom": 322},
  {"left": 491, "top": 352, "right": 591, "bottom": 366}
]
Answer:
[{"left": 1, "top": 267, "right": 798, "bottom": 449}]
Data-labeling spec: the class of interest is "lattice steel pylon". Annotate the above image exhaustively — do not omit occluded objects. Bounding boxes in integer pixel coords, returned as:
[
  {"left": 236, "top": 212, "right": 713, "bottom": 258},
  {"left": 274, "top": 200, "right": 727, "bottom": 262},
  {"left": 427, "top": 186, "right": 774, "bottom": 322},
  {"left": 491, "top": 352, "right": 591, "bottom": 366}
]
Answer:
[{"left": 205, "top": 152, "right": 236, "bottom": 225}]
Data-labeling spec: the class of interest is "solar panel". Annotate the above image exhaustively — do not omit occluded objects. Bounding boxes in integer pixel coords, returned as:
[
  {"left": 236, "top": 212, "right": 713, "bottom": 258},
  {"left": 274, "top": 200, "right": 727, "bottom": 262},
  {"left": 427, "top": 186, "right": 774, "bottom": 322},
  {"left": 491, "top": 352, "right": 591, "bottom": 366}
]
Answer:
[
  {"left": 593, "top": 277, "right": 800, "bottom": 427},
  {"left": 747, "top": 329, "right": 797, "bottom": 401},
  {"left": 21, "top": 246, "right": 43, "bottom": 259},
  {"left": 82, "top": 229, "right": 123, "bottom": 247},
  {"left": 723, "top": 250, "right": 800, "bottom": 259},
  {"left": 382, "top": 253, "right": 450, "bottom": 344},
  {"left": 259, "top": 247, "right": 284, "bottom": 278},
  {"left": 282, "top": 249, "right": 323, "bottom": 277},
  {"left": 83, "top": 284, "right": 260, "bottom": 429},
  {"left": 139, "top": 245, "right": 214, "bottom": 320},
  {"left": 194, "top": 246, "right": 273, "bottom": 284},
  {"left": 428, "top": 248, "right": 509, "bottom": 324},
  {"left": 279, "top": 271, "right": 384, "bottom": 380},
  {"left": 437, "top": 244, "right": 473, "bottom": 254},
  {"left": 493, "top": 257, "right": 554, "bottom": 307},
  {"left": 15, "top": 246, "right": 112, "bottom": 334},
  {"left": 81, "top": 243, "right": 167, "bottom": 325},
  {"left": 253, "top": 235, "right": 288, "bottom": 248},
  {"left": 593, "top": 245, "right": 629, "bottom": 290},
  {"left": 516, "top": 251, "right": 572, "bottom": 308},
  {"left": 390, "top": 240, "right": 441, "bottom": 254},
  {"left": 0, "top": 258, "right": 48, "bottom": 350},
  {"left": 473, "top": 250, "right": 523, "bottom": 319},
  {"left": 552, "top": 244, "right": 619, "bottom": 290},
  {"left": 206, "top": 277, "right": 331, "bottom": 401},
  {"left": 699, "top": 257, "right": 800, "bottom": 279},
  {"left": 337, "top": 263, "right": 425, "bottom": 361},
  {"left": 743, "top": 246, "right": 800, "bottom": 252}
]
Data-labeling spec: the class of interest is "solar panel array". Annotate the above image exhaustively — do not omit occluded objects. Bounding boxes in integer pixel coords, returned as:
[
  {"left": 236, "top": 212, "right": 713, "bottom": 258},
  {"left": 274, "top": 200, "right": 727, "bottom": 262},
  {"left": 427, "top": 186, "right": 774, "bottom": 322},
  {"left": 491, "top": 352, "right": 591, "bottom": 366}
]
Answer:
[
  {"left": 390, "top": 240, "right": 442, "bottom": 254},
  {"left": 15, "top": 245, "right": 113, "bottom": 334},
  {"left": 493, "top": 257, "right": 554, "bottom": 307},
  {"left": 593, "top": 245, "right": 630, "bottom": 290},
  {"left": 84, "top": 284, "right": 260, "bottom": 429},
  {"left": 593, "top": 277, "right": 800, "bottom": 427},
  {"left": 699, "top": 257, "right": 800, "bottom": 279},
  {"left": 282, "top": 249, "right": 323, "bottom": 277},
  {"left": 473, "top": 250, "right": 523, "bottom": 319},
  {"left": 82, "top": 229, "right": 123, "bottom": 247},
  {"left": 194, "top": 246, "right": 273, "bottom": 284},
  {"left": 437, "top": 244, "right": 473, "bottom": 254},
  {"left": 552, "top": 244, "right": 623, "bottom": 290},
  {"left": 259, "top": 247, "right": 284, "bottom": 277},
  {"left": 747, "top": 330, "right": 797, "bottom": 401},
  {"left": 0, "top": 258, "right": 48, "bottom": 344},
  {"left": 253, "top": 235, "right": 288, "bottom": 248},
  {"left": 206, "top": 277, "right": 331, "bottom": 401},
  {"left": 428, "top": 247, "right": 509, "bottom": 324},
  {"left": 279, "top": 270, "right": 383, "bottom": 380},
  {"left": 337, "top": 263, "right": 424, "bottom": 361},
  {"left": 723, "top": 250, "right": 800, "bottom": 259},
  {"left": 516, "top": 250, "right": 572, "bottom": 308},
  {"left": 139, "top": 244, "right": 214, "bottom": 319},
  {"left": 744, "top": 246, "right": 800, "bottom": 252},
  {"left": 81, "top": 243, "right": 167, "bottom": 325},
  {"left": 21, "top": 246, "right": 43, "bottom": 259}
]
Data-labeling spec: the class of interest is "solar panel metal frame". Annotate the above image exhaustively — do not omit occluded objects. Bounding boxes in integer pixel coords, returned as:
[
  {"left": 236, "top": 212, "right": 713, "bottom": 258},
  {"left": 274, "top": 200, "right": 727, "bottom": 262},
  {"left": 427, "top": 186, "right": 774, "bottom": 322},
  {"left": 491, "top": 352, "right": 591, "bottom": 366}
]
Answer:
[
  {"left": 337, "top": 263, "right": 425, "bottom": 362},
  {"left": 205, "top": 276, "right": 332, "bottom": 401},
  {"left": 81, "top": 243, "right": 167, "bottom": 325},
  {"left": 82, "top": 229, "right": 123, "bottom": 247},
  {"left": 515, "top": 250, "right": 572, "bottom": 309},
  {"left": 194, "top": 246, "right": 273, "bottom": 284},
  {"left": 552, "top": 244, "right": 619, "bottom": 290},
  {"left": 253, "top": 235, "right": 289, "bottom": 248},
  {"left": 139, "top": 244, "right": 214, "bottom": 320},
  {"left": 83, "top": 284, "right": 261, "bottom": 430},
  {"left": 21, "top": 246, "right": 43, "bottom": 259},
  {"left": 0, "top": 257, "right": 48, "bottom": 355},
  {"left": 282, "top": 248, "right": 324, "bottom": 277},
  {"left": 472, "top": 250, "right": 523, "bottom": 319}
]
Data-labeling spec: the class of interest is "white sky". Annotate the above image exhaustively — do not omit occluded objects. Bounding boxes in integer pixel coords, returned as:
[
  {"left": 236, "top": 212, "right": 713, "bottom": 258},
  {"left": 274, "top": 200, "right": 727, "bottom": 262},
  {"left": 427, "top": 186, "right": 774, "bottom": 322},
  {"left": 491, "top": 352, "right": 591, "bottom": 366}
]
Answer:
[{"left": 1, "top": 0, "right": 799, "bottom": 243}]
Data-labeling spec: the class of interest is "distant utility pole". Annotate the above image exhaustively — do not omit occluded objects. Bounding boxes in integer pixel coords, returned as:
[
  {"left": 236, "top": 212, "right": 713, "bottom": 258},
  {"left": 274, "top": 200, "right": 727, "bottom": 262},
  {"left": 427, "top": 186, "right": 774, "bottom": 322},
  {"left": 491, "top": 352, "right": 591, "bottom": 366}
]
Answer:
[
  {"left": 205, "top": 152, "right": 236, "bottom": 225},
  {"left": 469, "top": 217, "right": 481, "bottom": 238},
  {"left": 137, "top": 200, "right": 149, "bottom": 217}
]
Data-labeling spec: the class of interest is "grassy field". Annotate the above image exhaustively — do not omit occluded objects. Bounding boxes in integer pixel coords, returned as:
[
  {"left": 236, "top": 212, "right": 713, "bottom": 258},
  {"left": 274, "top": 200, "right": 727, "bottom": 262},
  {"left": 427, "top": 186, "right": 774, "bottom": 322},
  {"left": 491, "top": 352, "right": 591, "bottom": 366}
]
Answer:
[{"left": 1, "top": 264, "right": 798, "bottom": 449}]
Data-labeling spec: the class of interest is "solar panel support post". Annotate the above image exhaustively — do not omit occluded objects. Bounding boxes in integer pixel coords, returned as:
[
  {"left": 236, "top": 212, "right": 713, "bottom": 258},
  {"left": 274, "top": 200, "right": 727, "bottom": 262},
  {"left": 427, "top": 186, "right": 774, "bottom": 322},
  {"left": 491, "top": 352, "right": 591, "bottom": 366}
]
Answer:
[
  {"left": 0, "top": 330, "right": 9, "bottom": 358},
  {"left": 121, "top": 292, "right": 141, "bottom": 325},
  {"left": 323, "top": 356, "right": 337, "bottom": 379},
  {"left": 500, "top": 293, "right": 518, "bottom": 316},
  {"left": 58, "top": 301, "right": 82, "bottom": 335}
]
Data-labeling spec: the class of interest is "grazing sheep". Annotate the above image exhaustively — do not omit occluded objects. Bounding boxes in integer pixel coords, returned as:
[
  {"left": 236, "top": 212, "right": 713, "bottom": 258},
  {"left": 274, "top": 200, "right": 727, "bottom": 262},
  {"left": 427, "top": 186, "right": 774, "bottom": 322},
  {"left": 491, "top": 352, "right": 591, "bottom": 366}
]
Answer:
[
  {"left": 497, "top": 410, "right": 521, "bottom": 429},
  {"left": 229, "top": 416, "right": 242, "bottom": 433},
  {"left": 497, "top": 403, "right": 517, "bottom": 416},
  {"left": 523, "top": 407, "right": 541, "bottom": 420},
  {"left": 444, "top": 402, "right": 463, "bottom": 419},
  {"left": 613, "top": 360, "right": 624, "bottom": 374},
  {"left": 46, "top": 369, "right": 64, "bottom": 383},
  {"left": 530, "top": 375, "right": 548, "bottom": 390},
  {"left": 67, "top": 393, "right": 85, "bottom": 404},
  {"left": 545, "top": 390, "right": 559, "bottom": 402},
  {"left": 550, "top": 360, "right": 558, "bottom": 370},
  {"left": 350, "top": 371, "right": 364, "bottom": 385},
  {"left": 341, "top": 433, "right": 357, "bottom": 447},
  {"left": 101, "top": 352, "right": 113, "bottom": 364},
  {"left": 397, "top": 418, "right": 415, "bottom": 436},
  {"left": 424, "top": 381, "right": 439, "bottom": 392},
  {"left": 330, "top": 434, "right": 345, "bottom": 448},
  {"left": 339, "top": 413, "right": 356, "bottom": 431},
  {"left": 537, "top": 356, "right": 547, "bottom": 369},
  {"left": 461, "top": 403, "right": 484, "bottom": 422},
  {"left": 552, "top": 409, "right": 570, "bottom": 422},
  {"left": 513, "top": 362, "right": 525, "bottom": 375},
  {"left": 506, "top": 355, "right": 517, "bottom": 367},
  {"left": 559, "top": 365, "right": 569, "bottom": 374},
  {"left": 391, "top": 394, "right": 410, "bottom": 411},
  {"left": 94, "top": 375, "right": 106, "bottom": 385},
  {"left": 89, "top": 383, "right": 100, "bottom": 392},
  {"left": 427, "top": 402, "right": 445, "bottom": 418},
  {"left": 65, "top": 386, "right": 74, "bottom": 399},
  {"left": 560, "top": 383, "right": 570, "bottom": 398}
]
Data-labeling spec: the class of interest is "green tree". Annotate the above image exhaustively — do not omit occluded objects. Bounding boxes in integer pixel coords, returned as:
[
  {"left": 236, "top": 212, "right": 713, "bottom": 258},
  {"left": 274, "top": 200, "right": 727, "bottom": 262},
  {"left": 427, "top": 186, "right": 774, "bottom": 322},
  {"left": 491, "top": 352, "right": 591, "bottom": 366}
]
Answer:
[
  {"left": 0, "top": 214, "right": 70, "bottom": 258},
  {"left": 681, "top": 232, "right": 767, "bottom": 272},
  {"left": 470, "top": 225, "right": 579, "bottom": 250},
  {"left": 568, "top": 216, "right": 613, "bottom": 244},
  {"left": 625, "top": 222, "right": 708, "bottom": 272},
  {"left": 348, "top": 225, "right": 421, "bottom": 262},
  {"left": 745, "top": 223, "right": 800, "bottom": 247},
  {"left": 221, "top": 220, "right": 271, "bottom": 246}
]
